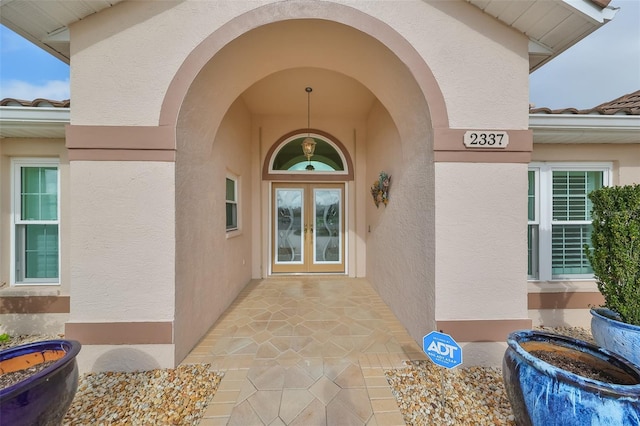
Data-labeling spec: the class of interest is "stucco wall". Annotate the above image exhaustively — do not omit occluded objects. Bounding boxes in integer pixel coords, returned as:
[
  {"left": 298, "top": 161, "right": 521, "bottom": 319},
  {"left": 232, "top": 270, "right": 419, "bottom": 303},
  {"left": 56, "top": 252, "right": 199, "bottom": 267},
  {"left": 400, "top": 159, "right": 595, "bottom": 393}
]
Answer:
[
  {"left": 175, "top": 95, "right": 253, "bottom": 362},
  {"left": 67, "top": 161, "right": 175, "bottom": 322},
  {"left": 69, "top": 0, "right": 528, "bottom": 129},
  {"left": 365, "top": 100, "right": 437, "bottom": 341},
  {"left": 353, "top": 0, "right": 529, "bottom": 129},
  {"left": 69, "top": 0, "right": 257, "bottom": 126},
  {"left": 532, "top": 144, "right": 640, "bottom": 185},
  {"left": 435, "top": 163, "right": 529, "bottom": 320}
]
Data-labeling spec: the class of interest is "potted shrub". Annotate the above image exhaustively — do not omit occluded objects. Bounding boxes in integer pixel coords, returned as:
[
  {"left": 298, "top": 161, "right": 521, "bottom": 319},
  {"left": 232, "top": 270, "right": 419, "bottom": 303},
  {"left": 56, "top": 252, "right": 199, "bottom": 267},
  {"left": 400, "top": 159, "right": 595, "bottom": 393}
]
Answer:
[
  {"left": 503, "top": 330, "right": 640, "bottom": 426},
  {"left": 0, "top": 339, "right": 81, "bottom": 425},
  {"left": 586, "top": 184, "right": 640, "bottom": 366}
]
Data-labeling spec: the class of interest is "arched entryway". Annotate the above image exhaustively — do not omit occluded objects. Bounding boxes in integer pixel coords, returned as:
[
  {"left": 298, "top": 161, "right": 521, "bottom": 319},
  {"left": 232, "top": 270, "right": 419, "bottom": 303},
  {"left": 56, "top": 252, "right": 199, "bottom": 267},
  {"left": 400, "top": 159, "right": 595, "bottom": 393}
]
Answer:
[{"left": 168, "top": 2, "right": 446, "bottom": 360}]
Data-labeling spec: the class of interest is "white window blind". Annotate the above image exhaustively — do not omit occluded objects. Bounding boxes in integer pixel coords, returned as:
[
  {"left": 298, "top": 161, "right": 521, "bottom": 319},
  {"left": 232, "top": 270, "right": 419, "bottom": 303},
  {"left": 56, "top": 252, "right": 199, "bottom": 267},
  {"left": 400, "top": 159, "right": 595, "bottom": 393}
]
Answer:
[
  {"left": 551, "top": 171, "right": 602, "bottom": 277},
  {"left": 528, "top": 163, "right": 610, "bottom": 281},
  {"left": 527, "top": 170, "right": 539, "bottom": 278}
]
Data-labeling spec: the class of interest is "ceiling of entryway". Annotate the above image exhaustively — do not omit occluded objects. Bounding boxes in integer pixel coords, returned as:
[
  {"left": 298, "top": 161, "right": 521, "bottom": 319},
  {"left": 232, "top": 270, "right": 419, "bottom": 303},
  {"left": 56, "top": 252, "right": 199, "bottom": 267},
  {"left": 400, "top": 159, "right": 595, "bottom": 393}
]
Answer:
[{"left": 240, "top": 68, "right": 376, "bottom": 118}]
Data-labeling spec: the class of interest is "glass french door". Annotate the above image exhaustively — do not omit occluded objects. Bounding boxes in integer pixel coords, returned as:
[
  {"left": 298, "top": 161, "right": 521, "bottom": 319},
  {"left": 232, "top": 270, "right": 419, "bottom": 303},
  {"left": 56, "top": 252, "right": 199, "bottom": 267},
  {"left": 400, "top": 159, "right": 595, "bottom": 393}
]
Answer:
[{"left": 272, "top": 183, "right": 344, "bottom": 273}]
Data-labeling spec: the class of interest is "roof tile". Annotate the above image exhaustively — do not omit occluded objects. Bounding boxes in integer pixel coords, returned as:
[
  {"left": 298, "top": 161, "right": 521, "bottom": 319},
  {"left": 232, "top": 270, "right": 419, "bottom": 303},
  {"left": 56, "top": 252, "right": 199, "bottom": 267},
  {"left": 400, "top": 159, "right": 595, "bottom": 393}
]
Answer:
[
  {"left": 0, "top": 98, "right": 70, "bottom": 108},
  {"left": 530, "top": 90, "right": 640, "bottom": 115}
]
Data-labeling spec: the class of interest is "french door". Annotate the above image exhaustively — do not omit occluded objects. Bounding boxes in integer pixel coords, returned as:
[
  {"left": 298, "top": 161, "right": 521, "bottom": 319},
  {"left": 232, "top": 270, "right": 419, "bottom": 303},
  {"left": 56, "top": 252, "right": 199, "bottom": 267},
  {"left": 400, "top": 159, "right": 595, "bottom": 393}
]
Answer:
[{"left": 272, "top": 183, "right": 344, "bottom": 273}]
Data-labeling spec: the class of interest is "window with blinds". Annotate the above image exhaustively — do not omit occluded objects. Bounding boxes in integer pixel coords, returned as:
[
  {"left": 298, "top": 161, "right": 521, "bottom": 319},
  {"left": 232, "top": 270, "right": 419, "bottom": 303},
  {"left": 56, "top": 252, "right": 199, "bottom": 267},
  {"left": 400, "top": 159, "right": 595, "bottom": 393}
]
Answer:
[
  {"left": 528, "top": 164, "right": 610, "bottom": 281},
  {"left": 528, "top": 170, "right": 539, "bottom": 278},
  {"left": 551, "top": 171, "right": 602, "bottom": 277}
]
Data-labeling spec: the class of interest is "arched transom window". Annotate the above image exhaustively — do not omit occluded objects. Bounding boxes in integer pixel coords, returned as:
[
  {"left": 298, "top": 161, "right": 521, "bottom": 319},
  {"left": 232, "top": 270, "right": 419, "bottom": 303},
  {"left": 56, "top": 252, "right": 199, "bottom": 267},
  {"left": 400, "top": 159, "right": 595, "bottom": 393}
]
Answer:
[{"left": 264, "top": 131, "right": 353, "bottom": 181}]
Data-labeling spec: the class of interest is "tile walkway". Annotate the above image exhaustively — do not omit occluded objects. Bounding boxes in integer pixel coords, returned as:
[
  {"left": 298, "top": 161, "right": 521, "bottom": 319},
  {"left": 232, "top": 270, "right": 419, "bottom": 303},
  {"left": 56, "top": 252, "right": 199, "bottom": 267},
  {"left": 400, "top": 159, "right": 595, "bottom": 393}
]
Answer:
[{"left": 181, "top": 277, "right": 428, "bottom": 425}]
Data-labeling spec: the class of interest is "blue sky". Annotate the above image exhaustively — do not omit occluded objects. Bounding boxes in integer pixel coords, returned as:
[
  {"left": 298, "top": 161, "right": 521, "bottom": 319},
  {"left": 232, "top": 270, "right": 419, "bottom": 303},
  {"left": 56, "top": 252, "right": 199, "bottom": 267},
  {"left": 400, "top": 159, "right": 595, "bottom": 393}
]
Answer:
[
  {"left": 0, "top": 0, "right": 638, "bottom": 109},
  {"left": 0, "top": 26, "right": 70, "bottom": 100}
]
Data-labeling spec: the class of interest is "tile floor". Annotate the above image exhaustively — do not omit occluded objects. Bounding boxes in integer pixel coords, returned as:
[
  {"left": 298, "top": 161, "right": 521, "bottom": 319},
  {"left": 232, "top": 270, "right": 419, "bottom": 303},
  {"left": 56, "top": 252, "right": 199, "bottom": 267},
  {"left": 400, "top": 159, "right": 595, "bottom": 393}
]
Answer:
[{"left": 181, "top": 277, "right": 428, "bottom": 425}]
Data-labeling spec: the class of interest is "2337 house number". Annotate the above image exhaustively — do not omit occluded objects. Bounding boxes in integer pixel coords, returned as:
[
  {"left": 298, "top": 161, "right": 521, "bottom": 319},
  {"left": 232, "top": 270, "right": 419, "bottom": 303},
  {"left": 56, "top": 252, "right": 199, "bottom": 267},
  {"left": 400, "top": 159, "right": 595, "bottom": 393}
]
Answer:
[{"left": 463, "top": 131, "right": 509, "bottom": 148}]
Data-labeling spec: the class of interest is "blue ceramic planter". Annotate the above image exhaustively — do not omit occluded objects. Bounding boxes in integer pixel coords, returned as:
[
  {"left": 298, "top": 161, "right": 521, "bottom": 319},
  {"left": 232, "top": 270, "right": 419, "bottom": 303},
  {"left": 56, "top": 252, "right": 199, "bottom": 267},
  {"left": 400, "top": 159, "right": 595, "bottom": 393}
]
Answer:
[
  {"left": 0, "top": 340, "right": 81, "bottom": 426},
  {"left": 591, "top": 307, "right": 640, "bottom": 368},
  {"left": 503, "top": 330, "right": 640, "bottom": 426}
]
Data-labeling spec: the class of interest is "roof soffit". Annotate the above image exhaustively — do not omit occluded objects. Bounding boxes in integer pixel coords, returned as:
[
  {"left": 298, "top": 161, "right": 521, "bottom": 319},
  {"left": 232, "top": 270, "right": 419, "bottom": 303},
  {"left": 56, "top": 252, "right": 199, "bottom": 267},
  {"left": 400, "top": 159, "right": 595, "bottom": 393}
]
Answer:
[
  {"left": 465, "top": 0, "right": 617, "bottom": 71},
  {"left": 0, "top": 105, "right": 69, "bottom": 139},
  {"left": 0, "top": 0, "right": 125, "bottom": 63},
  {"left": 530, "top": 114, "right": 640, "bottom": 144}
]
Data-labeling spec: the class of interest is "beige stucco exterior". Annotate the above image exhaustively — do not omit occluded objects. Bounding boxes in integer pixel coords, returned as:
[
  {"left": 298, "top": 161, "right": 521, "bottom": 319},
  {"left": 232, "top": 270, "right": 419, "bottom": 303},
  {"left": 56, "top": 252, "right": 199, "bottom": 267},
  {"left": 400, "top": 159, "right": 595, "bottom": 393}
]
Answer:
[
  {"left": 532, "top": 144, "right": 640, "bottom": 185},
  {"left": 1, "top": 0, "right": 552, "bottom": 371},
  {"left": 435, "top": 162, "right": 529, "bottom": 321},
  {"left": 69, "top": 1, "right": 528, "bottom": 129}
]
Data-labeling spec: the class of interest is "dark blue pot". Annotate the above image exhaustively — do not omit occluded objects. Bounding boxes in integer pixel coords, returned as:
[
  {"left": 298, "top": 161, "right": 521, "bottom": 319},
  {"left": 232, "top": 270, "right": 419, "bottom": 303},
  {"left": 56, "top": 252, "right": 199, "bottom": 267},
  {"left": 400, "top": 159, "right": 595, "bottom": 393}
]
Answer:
[
  {"left": 591, "top": 307, "right": 640, "bottom": 368},
  {"left": 0, "top": 340, "right": 81, "bottom": 426},
  {"left": 503, "top": 330, "right": 640, "bottom": 426}
]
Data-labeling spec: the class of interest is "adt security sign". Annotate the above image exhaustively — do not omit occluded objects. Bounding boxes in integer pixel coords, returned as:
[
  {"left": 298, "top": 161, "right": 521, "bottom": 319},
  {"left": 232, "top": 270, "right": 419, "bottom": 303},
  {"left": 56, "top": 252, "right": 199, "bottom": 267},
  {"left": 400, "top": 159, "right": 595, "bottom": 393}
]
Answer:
[{"left": 423, "top": 331, "right": 462, "bottom": 369}]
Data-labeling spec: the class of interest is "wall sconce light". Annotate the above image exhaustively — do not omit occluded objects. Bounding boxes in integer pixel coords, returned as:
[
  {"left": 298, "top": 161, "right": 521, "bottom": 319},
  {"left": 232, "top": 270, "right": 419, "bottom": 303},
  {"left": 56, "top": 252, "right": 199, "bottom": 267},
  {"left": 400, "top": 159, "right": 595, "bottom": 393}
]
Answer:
[{"left": 301, "top": 87, "right": 316, "bottom": 171}]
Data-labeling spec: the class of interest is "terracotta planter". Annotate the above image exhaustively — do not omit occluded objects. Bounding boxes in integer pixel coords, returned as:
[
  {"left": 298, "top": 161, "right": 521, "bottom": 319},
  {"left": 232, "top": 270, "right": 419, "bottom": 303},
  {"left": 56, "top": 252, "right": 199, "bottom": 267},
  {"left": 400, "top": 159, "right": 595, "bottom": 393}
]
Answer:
[
  {"left": 0, "top": 340, "right": 81, "bottom": 425},
  {"left": 591, "top": 307, "right": 640, "bottom": 368},
  {"left": 503, "top": 330, "right": 640, "bottom": 426}
]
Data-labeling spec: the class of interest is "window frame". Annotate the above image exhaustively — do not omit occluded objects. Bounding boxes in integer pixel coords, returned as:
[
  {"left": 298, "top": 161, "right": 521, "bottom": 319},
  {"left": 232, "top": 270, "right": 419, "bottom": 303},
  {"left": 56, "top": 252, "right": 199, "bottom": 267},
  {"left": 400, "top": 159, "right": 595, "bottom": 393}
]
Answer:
[
  {"left": 528, "top": 162, "right": 612, "bottom": 282},
  {"left": 225, "top": 174, "right": 239, "bottom": 233},
  {"left": 10, "top": 158, "right": 61, "bottom": 286},
  {"left": 528, "top": 169, "right": 540, "bottom": 279},
  {"left": 268, "top": 133, "right": 349, "bottom": 176}
]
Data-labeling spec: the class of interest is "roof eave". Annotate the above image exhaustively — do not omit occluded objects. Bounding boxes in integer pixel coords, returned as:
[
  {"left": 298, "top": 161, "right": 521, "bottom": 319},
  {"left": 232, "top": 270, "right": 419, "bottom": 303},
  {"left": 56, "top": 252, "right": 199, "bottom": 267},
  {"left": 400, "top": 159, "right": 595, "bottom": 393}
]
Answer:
[
  {"left": 529, "top": 1, "right": 618, "bottom": 72},
  {"left": 0, "top": 106, "right": 70, "bottom": 138},
  {"left": 562, "top": 0, "right": 618, "bottom": 23},
  {"left": 529, "top": 113, "right": 640, "bottom": 144}
]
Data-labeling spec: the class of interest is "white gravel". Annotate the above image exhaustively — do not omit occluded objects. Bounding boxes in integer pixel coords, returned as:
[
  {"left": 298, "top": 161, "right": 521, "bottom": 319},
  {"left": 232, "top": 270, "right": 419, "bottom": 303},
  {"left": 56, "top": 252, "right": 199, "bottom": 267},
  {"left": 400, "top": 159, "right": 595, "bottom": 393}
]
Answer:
[
  {"left": 2, "top": 327, "right": 594, "bottom": 425},
  {"left": 63, "top": 365, "right": 223, "bottom": 425},
  {"left": 1, "top": 335, "right": 223, "bottom": 425},
  {"left": 386, "top": 361, "right": 514, "bottom": 425}
]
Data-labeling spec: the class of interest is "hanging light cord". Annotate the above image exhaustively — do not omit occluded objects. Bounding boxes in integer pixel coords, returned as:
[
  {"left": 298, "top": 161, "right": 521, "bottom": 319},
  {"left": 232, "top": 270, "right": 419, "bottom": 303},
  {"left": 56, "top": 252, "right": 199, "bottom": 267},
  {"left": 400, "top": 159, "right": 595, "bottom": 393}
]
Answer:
[{"left": 306, "top": 87, "right": 312, "bottom": 136}]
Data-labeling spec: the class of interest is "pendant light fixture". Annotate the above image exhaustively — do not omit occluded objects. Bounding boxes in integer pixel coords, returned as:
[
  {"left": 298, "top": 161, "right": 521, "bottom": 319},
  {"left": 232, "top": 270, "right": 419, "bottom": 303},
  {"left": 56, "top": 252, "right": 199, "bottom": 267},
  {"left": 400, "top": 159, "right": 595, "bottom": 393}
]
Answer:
[{"left": 301, "top": 86, "right": 316, "bottom": 171}]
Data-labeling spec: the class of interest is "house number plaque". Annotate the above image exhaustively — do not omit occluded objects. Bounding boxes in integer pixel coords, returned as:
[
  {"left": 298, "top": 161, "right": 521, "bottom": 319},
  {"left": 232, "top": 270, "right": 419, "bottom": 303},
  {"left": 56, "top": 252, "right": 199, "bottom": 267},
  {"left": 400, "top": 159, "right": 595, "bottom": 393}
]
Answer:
[{"left": 463, "top": 131, "right": 509, "bottom": 148}]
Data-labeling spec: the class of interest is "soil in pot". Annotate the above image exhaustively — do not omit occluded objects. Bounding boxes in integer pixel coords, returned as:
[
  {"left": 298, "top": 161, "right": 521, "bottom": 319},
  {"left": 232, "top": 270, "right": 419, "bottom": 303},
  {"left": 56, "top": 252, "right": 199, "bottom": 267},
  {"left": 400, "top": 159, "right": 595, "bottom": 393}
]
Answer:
[
  {"left": 0, "top": 348, "right": 66, "bottom": 390},
  {"left": 521, "top": 341, "right": 639, "bottom": 385},
  {"left": 0, "top": 360, "right": 58, "bottom": 390}
]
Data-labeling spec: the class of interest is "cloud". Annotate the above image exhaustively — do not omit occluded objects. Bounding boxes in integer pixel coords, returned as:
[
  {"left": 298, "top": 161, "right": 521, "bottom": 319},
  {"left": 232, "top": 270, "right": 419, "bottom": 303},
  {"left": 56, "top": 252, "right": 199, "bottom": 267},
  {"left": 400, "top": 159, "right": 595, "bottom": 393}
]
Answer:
[{"left": 0, "top": 79, "right": 70, "bottom": 101}]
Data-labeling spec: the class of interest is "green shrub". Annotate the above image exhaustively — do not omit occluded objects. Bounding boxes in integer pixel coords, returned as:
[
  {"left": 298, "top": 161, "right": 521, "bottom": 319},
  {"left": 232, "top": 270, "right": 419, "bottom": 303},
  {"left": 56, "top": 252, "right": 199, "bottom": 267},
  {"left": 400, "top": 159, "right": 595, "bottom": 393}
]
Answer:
[{"left": 586, "top": 184, "right": 640, "bottom": 326}]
